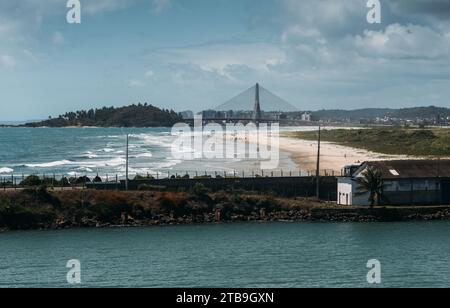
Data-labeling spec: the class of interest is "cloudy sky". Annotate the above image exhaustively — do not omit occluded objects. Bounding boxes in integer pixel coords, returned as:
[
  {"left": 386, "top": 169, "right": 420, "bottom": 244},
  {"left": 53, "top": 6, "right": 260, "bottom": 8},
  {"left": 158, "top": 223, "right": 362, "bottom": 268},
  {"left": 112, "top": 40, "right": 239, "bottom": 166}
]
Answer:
[{"left": 1, "top": 0, "right": 450, "bottom": 120}]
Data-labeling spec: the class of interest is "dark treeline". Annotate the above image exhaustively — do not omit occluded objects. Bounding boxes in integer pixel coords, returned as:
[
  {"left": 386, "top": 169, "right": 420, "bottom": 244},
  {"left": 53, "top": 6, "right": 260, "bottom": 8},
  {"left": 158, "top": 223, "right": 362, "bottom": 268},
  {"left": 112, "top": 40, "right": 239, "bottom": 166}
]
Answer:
[{"left": 24, "top": 103, "right": 183, "bottom": 127}]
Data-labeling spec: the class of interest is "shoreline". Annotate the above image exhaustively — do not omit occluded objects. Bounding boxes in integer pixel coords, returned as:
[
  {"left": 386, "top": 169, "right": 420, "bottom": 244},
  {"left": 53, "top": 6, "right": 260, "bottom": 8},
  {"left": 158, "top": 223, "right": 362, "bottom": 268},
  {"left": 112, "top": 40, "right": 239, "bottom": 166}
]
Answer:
[
  {"left": 279, "top": 135, "right": 411, "bottom": 173},
  {"left": 1, "top": 189, "right": 449, "bottom": 233},
  {"left": 2, "top": 207, "right": 450, "bottom": 233},
  {"left": 237, "top": 128, "right": 411, "bottom": 173}
]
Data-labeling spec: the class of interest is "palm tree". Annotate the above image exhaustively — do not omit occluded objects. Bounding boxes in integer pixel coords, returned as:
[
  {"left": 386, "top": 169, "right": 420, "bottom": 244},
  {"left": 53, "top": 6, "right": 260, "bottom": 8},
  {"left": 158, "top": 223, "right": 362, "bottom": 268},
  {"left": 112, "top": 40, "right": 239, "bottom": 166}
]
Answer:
[{"left": 354, "top": 167, "right": 385, "bottom": 208}]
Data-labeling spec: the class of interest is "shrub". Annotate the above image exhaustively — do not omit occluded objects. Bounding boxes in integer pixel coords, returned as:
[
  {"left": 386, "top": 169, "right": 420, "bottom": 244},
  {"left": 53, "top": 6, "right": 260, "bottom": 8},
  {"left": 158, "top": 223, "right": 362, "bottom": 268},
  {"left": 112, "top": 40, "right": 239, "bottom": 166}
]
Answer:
[
  {"left": 157, "top": 192, "right": 189, "bottom": 217},
  {"left": 89, "top": 191, "right": 132, "bottom": 222},
  {"left": 0, "top": 197, "right": 56, "bottom": 230},
  {"left": 21, "top": 175, "right": 42, "bottom": 186},
  {"left": 93, "top": 175, "right": 102, "bottom": 183},
  {"left": 191, "top": 183, "right": 209, "bottom": 196}
]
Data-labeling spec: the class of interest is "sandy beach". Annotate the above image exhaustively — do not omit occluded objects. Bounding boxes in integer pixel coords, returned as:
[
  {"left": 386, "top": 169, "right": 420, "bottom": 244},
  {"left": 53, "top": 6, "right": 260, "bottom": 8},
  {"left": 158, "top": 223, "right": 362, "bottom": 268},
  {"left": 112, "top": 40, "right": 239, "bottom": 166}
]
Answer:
[
  {"left": 235, "top": 127, "right": 412, "bottom": 174},
  {"left": 278, "top": 135, "right": 410, "bottom": 173}
]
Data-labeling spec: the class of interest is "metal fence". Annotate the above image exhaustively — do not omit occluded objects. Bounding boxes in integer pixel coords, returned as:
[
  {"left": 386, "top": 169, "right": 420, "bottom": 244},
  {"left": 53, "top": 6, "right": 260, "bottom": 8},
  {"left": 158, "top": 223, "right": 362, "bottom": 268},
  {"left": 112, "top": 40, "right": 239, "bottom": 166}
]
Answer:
[{"left": 1, "top": 169, "right": 342, "bottom": 190}]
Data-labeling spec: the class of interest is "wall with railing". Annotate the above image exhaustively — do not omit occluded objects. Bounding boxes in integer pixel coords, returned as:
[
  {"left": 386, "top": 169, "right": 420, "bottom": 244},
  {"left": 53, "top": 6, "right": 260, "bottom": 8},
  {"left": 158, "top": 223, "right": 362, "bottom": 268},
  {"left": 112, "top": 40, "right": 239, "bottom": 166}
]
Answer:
[{"left": 1, "top": 170, "right": 339, "bottom": 201}]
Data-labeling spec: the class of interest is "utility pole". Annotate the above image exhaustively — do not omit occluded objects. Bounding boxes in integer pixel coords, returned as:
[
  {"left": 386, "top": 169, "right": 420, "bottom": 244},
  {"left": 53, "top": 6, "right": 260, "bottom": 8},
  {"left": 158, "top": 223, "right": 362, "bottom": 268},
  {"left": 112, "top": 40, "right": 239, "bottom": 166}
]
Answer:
[
  {"left": 316, "top": 126, "right": 321, "bottom": 199},
  {"left": 125, "top": 134, "right": 129, "bottom": 191}
]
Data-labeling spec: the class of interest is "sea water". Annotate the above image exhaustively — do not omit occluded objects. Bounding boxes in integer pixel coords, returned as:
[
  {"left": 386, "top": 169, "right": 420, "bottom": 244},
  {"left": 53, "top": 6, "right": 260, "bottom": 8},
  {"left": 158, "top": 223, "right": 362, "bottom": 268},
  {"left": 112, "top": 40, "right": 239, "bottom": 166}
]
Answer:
[
  {"left": 0, "top": 222, "right": 449, "bottom": 288},
  {"left": 0, "top": 127, "right": 302, "bottom": 179}
]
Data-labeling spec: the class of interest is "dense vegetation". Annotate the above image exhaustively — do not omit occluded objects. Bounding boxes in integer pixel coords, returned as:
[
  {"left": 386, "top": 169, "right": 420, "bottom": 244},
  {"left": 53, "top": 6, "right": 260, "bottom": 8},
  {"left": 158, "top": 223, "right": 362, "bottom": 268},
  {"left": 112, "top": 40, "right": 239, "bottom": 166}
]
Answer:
[
  {"left": 1, "top": 187, "right": 449, "bottom": 230},
  {"left": 309, "top": 106, "right": 450, "bottom": 122},
  {"left": 0, "top": 187, "right": 321, "bottom": 230},
  {"left": 24, "top": 103, "right": 183, "bottom": 127},
  {"left": 287, "top": 128, "right": 450, "bottom": 156}
]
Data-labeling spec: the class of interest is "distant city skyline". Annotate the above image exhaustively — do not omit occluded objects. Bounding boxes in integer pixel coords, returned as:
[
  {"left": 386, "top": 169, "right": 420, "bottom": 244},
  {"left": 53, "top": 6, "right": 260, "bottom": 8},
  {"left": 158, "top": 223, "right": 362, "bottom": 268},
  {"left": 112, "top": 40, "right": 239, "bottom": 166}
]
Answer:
[{"left": 1, "top": 0, "right": 450, "bottom": 120}]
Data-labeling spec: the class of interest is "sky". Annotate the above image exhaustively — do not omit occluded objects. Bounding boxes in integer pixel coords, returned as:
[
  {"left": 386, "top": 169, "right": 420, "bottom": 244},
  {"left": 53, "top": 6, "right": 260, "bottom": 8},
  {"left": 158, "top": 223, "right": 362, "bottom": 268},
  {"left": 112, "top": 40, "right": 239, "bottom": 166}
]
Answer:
[{"left": 1, "top": 0, "right": 450, "bottom": 120}]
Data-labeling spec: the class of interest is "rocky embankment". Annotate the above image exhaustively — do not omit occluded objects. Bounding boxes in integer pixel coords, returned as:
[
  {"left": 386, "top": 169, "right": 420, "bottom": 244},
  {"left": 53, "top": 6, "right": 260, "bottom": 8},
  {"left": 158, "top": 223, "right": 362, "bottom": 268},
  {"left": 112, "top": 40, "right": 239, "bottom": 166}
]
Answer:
[{"left": 0, "top": 187, "right": 449, "bottom": 231}]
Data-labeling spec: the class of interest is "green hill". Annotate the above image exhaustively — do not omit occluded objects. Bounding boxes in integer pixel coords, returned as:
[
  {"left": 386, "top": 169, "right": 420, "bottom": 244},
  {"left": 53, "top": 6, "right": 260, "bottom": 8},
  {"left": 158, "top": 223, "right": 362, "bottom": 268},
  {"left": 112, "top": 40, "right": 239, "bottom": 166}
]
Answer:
[{"left": 24, "top": 104, "right": 183, "bottom": 128}]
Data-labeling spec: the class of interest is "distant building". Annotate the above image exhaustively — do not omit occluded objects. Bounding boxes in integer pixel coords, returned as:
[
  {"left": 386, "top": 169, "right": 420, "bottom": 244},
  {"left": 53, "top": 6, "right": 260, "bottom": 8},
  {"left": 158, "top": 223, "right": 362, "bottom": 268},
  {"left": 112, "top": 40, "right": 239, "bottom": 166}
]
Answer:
[
  {"left": 338, "top": 160, "right": 450, "bottom": 206},
  {"left": 201, "top": 110, "right": 217, "bottom": 119},
  {"left": 180, "top": 110, "right": 194, "bottom": 119},
  {"left": 215, "top": 111, "right": 225, "bottom": 119},
  {"left": 225, "top": 110, "right": 234, "bottom": 119},
  {"left": 301, "top": 112, "right": 312, "bottom": 122}
]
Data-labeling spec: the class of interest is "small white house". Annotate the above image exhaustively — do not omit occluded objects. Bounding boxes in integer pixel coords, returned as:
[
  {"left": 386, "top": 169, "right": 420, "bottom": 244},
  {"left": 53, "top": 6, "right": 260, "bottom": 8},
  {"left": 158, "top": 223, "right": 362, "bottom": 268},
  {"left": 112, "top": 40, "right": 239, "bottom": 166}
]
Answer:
[{"left": 338, "top": 160, "right": 450, "bottom": 206}]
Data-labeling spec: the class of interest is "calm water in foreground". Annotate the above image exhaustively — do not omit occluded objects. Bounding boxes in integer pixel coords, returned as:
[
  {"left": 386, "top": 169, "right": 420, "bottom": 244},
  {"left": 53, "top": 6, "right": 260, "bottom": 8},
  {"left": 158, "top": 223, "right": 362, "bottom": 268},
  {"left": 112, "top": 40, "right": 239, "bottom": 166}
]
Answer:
[{"left": 0, "top": 221, "right": 449, "bottom": 288}]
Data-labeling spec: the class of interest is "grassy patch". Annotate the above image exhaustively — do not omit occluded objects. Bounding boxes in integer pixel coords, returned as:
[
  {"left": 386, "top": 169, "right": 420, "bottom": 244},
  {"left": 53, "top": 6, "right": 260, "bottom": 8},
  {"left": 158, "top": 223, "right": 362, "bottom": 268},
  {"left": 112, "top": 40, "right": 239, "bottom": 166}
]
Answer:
[{"left": 286, "top": 128, "right": 450, "bottom": 156}]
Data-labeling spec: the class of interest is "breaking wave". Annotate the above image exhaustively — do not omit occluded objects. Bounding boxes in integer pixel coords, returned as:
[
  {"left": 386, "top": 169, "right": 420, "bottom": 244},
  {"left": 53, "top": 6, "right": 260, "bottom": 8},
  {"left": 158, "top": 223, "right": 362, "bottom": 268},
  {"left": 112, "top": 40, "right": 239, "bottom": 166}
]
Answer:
[
  {"left": 25, "top": 160, "right": 72, "bottom": 168},
  {"left": 0, "top": 167, "right": 14, "bottom": 174}
]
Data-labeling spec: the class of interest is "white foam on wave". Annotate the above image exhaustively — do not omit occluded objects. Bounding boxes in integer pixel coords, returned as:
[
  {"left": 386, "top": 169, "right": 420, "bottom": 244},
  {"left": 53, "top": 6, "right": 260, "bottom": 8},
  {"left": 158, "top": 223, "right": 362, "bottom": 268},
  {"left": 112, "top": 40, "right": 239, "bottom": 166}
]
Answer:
[
  {"left": 22, "top": 156, "right": 127, "bottom": 169},
  {"left": 99, "top": 148, "right": 115, "bottom": 153},
  {"left": 152, "top": 159, "right": 182, "bottom": 169},
  {"left": 135, "top": 152, "right": 153, "bottom": 158},
  {"left": 75, "top": 157, "right": 126, "bottom": 168},
  {"left": 0, "top": 167, "right": 13, "bottom": 174},
  {"left": 80, "top": 151, "right": 98, "bottom": 159},
  {"left": 76, "top": 167, "right": 94, "bottom": 173},
  {"left": 130, "top": 133, "right": 173, "bottom": 148},
  {"left": 106, "top": 157, "right": 126, "bottom": 167},
  {"left": 116, "top": 159, "right": 181, "bottom": 173},
  {"left": 25, "top": 160, "right": 72, "bottom": 168},
  {"left": 125, "top": 167, "right": 157, "bottom": 174}
]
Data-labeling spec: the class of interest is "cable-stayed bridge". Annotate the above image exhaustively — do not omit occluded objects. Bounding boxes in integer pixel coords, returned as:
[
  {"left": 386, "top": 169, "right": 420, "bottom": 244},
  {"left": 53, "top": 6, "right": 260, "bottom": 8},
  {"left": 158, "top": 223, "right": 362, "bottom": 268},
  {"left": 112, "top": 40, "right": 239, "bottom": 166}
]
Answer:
[
  {"left": 215, "top": 83, "right": 298, "bottom": 113},
  {"left": 198, "top": 83, "right": 298, "bottom": 123}
]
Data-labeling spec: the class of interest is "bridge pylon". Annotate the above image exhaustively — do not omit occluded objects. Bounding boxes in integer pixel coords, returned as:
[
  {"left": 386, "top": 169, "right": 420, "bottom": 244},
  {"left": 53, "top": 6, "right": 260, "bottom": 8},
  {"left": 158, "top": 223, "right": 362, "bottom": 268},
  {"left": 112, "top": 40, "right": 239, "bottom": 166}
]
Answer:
[{"left": 253, "top": 83, "right": 262, "bottom": 123}]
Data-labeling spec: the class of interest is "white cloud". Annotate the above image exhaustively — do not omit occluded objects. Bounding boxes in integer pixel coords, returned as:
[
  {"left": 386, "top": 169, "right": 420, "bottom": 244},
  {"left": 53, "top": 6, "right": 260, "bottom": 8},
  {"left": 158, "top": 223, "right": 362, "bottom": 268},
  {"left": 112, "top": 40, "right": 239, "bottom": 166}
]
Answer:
[
  {"left": 52, "top": 31, "right": 65, "bottom": 45},
  {"left": 146, "top": 42, "right": 287, "bottom": 77},
  {"left": 281, "top": 26, "right": 324, "bottom": 44},
  {"left": 280, "top": 0, "right": 364, "bottom": 36},
  {"left": 145, "top": 70, "right": 155, "bottom": 78},
  {"left": 83, "top": 0, "right": 132, "bottom": 15},
  {"left": 128, "top": 79, "right": 146, "bottom": 88},
  {"left": 353, "top": 23, "right": 450, "bottom": 59},
  {"left": 0, "top": 17, "right": 24, "bottom": 45},
  {"left": 0, "top": 19, "right": 15, "bottom": 36},
  {"left": 152, "top": 0, "right": 172, "bottom": 14},
  {"left": 0, "top": 54, "right": 16, "bottom": 68}
]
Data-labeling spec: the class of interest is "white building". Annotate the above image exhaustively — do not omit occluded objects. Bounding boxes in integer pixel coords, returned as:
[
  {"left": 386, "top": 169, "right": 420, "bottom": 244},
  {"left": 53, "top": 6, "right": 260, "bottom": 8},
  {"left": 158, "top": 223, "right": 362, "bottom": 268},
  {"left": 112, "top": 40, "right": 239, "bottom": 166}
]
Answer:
[
  {"left": 337, "top": 160, "right": 450, "bottom": 206},
  {"left": 301, "top": 112, "right": 311, "bottom": 122}
]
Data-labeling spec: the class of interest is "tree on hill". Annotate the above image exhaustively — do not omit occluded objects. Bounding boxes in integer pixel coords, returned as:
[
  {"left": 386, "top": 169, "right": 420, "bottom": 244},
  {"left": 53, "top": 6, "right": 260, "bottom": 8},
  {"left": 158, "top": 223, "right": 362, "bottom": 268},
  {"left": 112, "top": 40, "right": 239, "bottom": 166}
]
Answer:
[{"left": 24, "top": 104, "right": 183, "bottom": 128}]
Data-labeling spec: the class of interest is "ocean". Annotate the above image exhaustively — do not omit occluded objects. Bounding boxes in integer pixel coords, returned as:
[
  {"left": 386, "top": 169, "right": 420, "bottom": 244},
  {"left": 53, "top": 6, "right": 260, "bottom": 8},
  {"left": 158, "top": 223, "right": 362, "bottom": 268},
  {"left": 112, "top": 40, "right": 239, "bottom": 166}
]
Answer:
[
  {"left": 0, "top": 222, "right": 449, "bottom": 288},
  {"left": 0, "top": 127, "right": 302, "bottom": 179}
]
